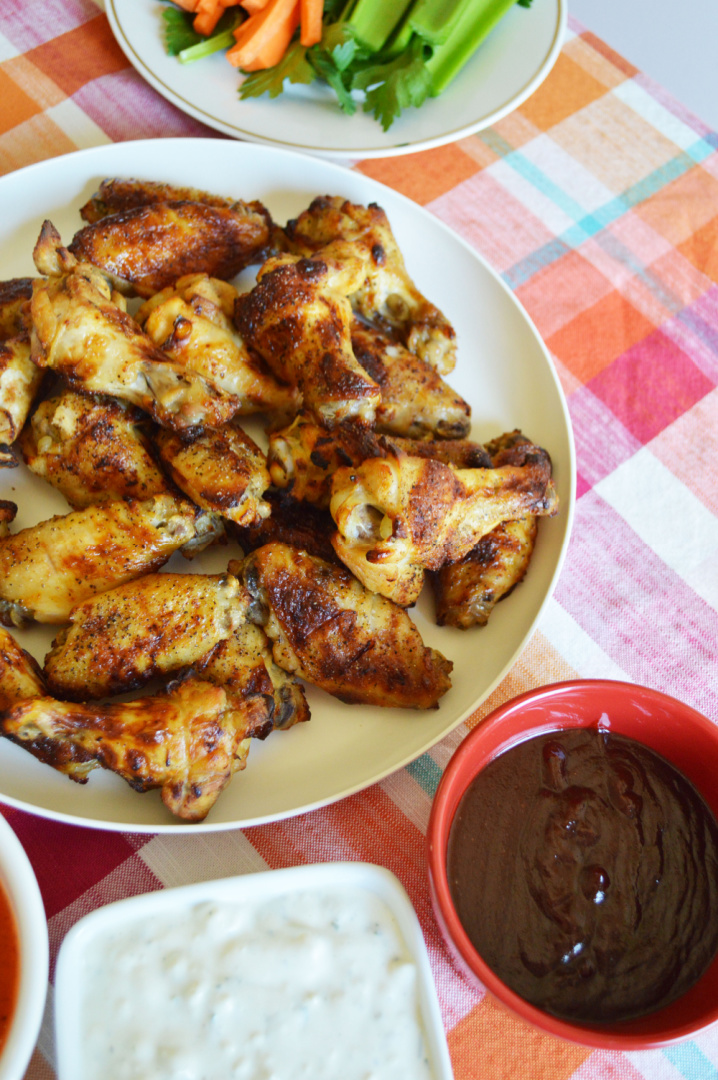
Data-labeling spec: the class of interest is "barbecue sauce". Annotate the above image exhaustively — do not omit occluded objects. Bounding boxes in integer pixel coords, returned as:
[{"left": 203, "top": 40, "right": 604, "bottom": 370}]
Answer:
[{"left": 447, "top": 728, "right": 718, "bottom": 1023}]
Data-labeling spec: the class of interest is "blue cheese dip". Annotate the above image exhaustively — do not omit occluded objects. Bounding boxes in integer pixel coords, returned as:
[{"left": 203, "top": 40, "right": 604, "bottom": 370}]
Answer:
[{"left": 78, "top": 884, "right": 436, "bottom": 1079}]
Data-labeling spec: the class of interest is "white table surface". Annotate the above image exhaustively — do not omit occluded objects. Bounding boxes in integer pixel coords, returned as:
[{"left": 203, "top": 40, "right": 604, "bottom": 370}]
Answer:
[{"left": 569, "top": 0, "right": 718, "bottom": 133}]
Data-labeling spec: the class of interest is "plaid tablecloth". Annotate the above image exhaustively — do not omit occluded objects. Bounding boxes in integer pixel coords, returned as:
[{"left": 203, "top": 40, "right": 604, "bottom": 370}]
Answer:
[{"left": 2, "top": 2, "right": 718, "bottom": 1078}]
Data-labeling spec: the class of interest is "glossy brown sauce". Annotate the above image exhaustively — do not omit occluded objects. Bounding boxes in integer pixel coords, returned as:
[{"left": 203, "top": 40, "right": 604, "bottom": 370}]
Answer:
[
  {"left": 447, "top": 728, "right": 718, "bottom": 1023},
  {"left": 0, "top": 880, "right": 19, "bottom": 1050}
]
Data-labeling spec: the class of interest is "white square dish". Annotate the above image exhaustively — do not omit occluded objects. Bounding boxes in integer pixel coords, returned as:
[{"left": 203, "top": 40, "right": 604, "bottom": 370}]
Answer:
[{"left": 55, "top": 861, "right": 454, "bottom": 1079}]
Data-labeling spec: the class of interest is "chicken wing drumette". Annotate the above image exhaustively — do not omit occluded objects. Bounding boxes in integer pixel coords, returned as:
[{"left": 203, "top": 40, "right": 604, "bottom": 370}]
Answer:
[
  {"left": 234, "top": 252, "right": 381, "bottom": 428},
  {"left": 0, "top": 278, "right": 43, "bottom": 465},
  {"left": 330, "top": 441, "right": 559, "bottom": 606},
  {"left": 282, "top": 196, "right": 456, "bottom": 374}
]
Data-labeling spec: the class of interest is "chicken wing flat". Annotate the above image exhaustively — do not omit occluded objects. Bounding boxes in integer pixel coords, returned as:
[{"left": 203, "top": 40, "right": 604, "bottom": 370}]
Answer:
[
  {"left": 231, "top": 489, "right": 339, "bottom": 566},
  {"left": 330, "top": 444, "right": 559, "bottom": 605},
  {"left": 234, "top": 253, "right": 381, "bottom": 428},
  {"left": 198, "top": 616, "right": 310, "bottom": 737},
  {"left": 31, "top": 223, "right": 241, "bottom": 432},
  {"left": 267, "top": 412, "right": 383, "bottom": 507},
  {"left": 43, "top": 571, "right": 250, "bottom": 700},
  {"left": 350, "top": 321, "right": 470, "bottom": 439},
  {"left": 137, "top": 279, "right": 299, "bottom": 420},
  {"left": 19, "top": 389, "right": 170, "bottom": 507},
  {"left": 1, "top": 677, "right": 252, "bottom": 821},
  {"left": 282, "top": 196, "right": 456, "bottom": 374},
  {"left": 1, "top": 337, "right": 43, "bottom": 454},
  {"left": 381, "top": 435, "right": 492, "bottom": 469},
  {"left": 69, "top": 198, "right": 271, "bottom": 298},
  {"left": 0, "top": 626, "right": 47, "bottom": 711},
  {"left": 241, "top": 542, "right": 452, "bottom": 709},
  {"left": 153, "top": 422, "right": 271, "bottom": 526},
  {"left": 78, "top": 177, "right": 266, "bottom": 223},
  {"left": 0, "top": 493, "right": 208, "bottom": 626}
]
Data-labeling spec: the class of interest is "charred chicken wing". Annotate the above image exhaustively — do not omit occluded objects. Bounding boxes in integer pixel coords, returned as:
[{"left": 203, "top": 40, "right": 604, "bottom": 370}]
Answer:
[{"left": 241, "top": 542, "right": 452, "bottom": 709}]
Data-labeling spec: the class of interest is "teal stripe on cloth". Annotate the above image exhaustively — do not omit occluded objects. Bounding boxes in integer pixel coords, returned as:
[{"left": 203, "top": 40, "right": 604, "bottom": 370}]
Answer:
[
  {"left": 503, "top": 237, "right": 572, "bottom": 289},
  {"left": 406, "top": 754, "right": 444, "bottom": 799},
  {"left": 663, "top": 1042, "right": 718, "bottom": 1079}
]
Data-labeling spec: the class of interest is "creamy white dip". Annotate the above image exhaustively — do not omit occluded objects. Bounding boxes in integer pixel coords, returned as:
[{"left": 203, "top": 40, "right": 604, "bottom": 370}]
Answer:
[{"left": 78, "top": 885, "right": 435, "bottom": 1079}]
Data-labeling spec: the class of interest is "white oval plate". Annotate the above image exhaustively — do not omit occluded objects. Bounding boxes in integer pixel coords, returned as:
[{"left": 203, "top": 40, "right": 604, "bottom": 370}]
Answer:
[
  {"left": 0, "top": 138, "right": 575, "bottom": 833},
  {"left": 107, "top": 0, "right": 565, "bottom": 159}
]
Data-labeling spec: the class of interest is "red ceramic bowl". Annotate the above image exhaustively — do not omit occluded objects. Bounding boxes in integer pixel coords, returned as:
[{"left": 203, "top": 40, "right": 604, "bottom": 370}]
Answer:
[{"left": 427, "top": 679, "right": 718, "bottom": 1049}]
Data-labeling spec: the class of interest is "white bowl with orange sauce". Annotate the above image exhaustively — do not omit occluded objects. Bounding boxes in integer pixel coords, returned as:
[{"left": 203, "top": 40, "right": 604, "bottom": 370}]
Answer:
[{"left": 0, "top": 813, "right": 48, "bottom": 1080}]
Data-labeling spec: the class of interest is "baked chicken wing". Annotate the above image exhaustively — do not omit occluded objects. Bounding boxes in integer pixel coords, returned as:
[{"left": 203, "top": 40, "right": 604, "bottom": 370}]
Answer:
[
  {"left": 0, "top": 279, "right": 43, "bottom": 462},
  {"left": 0, "top": 626, "right": 47, "bottom": 711},
  {"left": 234, "top": 253, "right": 381, "bottom": 428},
  {"left": 350, "top": 321, "right": 470, "bottom": 438},
  {"left": 241, "top": 542, "right": 452, "bottom": 709},
  {"left": 78, "top": 177, "right": 262, "bottom": 223},
  {"left": 231, "top": 489, "right": 340, "bottom": 566},
  {"left": 69, "top": 196, "right": 271, "bottom": 298},
  {"left": 137, "top": 274, "right": 299, "bottom": 419},
  {"left": 43, "top": 571, "right": 250, "bottom": 700},
  {"left": 30, "top": 223, "right": 241, "bottom": 432},
  {"left": 153, "top": 422, "right": 271, "bottom": 526},
  {"left": 19, "top": 389, "right": 170, "bottom": 507},
  {"left": 1, "top": 677, "right": 252, "bottom": 821},
  {"left": 0, "top": 493, "right": 209, "bottom": 626},
  {"left": 330, "top": 443, "right": 559, "bottom": 605},
  {"left": 283, "top": 196, "right": 456, "bottom": 373},
  {"left": 198, "top": 616, "right": 311, "bottom": 737}
]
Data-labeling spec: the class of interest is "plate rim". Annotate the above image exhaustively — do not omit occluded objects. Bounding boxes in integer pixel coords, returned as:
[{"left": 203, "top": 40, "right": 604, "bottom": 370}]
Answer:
[
  {"left": 0, "top": 138, "right": 576, "bottom": 834},
  {"left": 105, "top": 0, "right": 567, "bottom": 159}
]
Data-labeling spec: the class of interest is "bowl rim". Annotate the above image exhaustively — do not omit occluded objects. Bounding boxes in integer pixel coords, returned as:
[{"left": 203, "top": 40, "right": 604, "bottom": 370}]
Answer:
[
  {"left": 426, "top": 678, "right": 718, "bottom": 1050},
  {"left": 0, "top": 813, "right": 48, "bottom": 1080}
]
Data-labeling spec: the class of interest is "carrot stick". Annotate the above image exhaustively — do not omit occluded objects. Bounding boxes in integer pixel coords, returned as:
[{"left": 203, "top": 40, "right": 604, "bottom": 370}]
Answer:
[
  {"left": 173, "top": 0, "right": 199, "bottom": 11},
  {"left": 241, "top": 2, "right": 300, "bottom": 67},
  {"left": 242, "top": 0, "right": 271, "bottom": 13},
  {"left": 226, "top": 0, "right": 299, "bottom": 67},
  {"left": 299, "top": 0, "right": 322, "bottom": 46},
  {"left": 192, "top": 0, "right": 238, "bottom": 36}
]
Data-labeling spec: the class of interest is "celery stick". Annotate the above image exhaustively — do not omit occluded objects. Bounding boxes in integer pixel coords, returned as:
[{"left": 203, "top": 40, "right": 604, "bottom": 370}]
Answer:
[
  {"left": 178, "top": 26, "right": 239, "bottom": 63},
  {"left": 409, "top": 0, "right": 471, "bottom": 46},
  {"left": 426, "top": 0, "right": 519, "bottom": 94},
  {"left": 348, "top": 0, "right": 414, "bottom": 53},
  {"left": 383, "top": 1, "right": 419, "bottom": 57}
]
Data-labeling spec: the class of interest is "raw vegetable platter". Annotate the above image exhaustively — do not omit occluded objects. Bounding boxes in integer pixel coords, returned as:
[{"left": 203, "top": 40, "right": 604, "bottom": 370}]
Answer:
[
  {"left": 107, "top": 0, "right": 565, "bottom": 158},
  {"left": 0, "top": 138, "right": 575, "bottom": 833}
]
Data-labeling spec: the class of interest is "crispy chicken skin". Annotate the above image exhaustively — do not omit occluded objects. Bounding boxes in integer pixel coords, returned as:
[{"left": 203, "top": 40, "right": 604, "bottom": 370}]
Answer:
[
  {"left": 154, "top": 423, "right": 271, "bottom": 526},
  {"left": 0, "top": 626, "right": 47, "bottom": 710},
  {"left": 0, "top": 278, "right": 33, "bottom": 338},
  {"left": 241, "top": 542, "right": 452, "bottom": 709},
  {"left": 282, "top": 196, "right": 456, "bottom": 374},
  {"left": 30, "top": 222, "right": 241, "bottom": 432},
  {"left": 427, "top": 431, "right": 547, "bottom": 628},
  {"left": 0, "top": 677, "right": 253, "bottom": 821},
  {"left": 43, "top": 572, "right": 250, "bottom": 700},
  {"left": 198, "top": 615, "right": 310, "bottom": 736},
  {"left": 78, "top": 177, "right": 270, "bottom": 223},
  {"left": 231, "top": 489, "right": 340, "bottom": 566},
  {"left": 0, "top": 501, "right": 16, "bottom": 538},
  {"left": 0, "top": 493, "right": 207, "bottom": 626},
  {"left": 137, "top": 275, "right": 299, "bottom": 419},
  {"left": 234, "top": 253, "right": 381, "bottom": 428},
  {"left": 350, "top": 321, "right": 470, "bottom": 439},
  {"left": 330, "top": 443, "right": 559, "bottom": 606},
  {"left": 430, "top": 515, "right": 538, "bottom": 628},
  {"left": 19, "top": 389, "right": 170, "bottom": 507},
  {"left": 267, "top": 412, "right": 383, "bottom": 507},
  {"left": 0, "top": 337, "right": 43, "bottom": 454},
  {"left": 69, "top": 199, "right": 271, "bottom": 298}
]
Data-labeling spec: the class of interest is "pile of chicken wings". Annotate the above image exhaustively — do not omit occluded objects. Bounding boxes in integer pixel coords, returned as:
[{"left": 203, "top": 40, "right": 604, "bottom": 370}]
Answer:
[{"left": 0, "top": 181, "right": 558, "bottom": 821}]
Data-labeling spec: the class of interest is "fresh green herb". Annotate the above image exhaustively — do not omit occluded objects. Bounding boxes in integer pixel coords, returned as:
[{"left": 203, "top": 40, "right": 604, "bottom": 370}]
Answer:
[
  {"left": 177, "top": 8, "right": 245, "bottom": 63},
  {"left": 240, "top": 40, "right": 316, "bottom": 99},
  {"left": 163, "top": 6, "right": 202, "bottom": 56},
  {"left": 351, "top": 36, "right": 432, "bottom": 132}
]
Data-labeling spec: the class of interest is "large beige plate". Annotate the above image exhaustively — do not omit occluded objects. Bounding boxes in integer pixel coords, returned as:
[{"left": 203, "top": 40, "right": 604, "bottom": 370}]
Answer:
[
  {"left": 107, "top": 0, "right": 565, "bottom": 159},
  {"left": 0, "top": 139, "right": 575, "bottom": 833}
]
